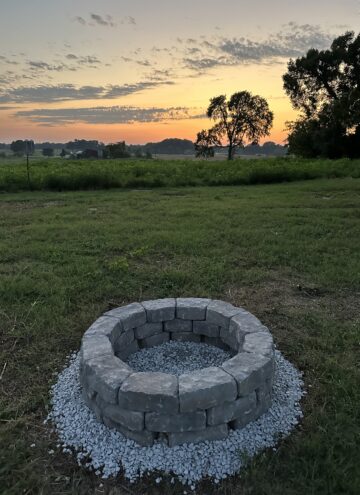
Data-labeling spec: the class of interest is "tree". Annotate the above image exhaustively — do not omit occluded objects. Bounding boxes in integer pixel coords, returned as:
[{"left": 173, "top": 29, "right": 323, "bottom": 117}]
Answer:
[
  {"left": 194, "top": 129, "right": 218, "bottom": 158},
  {"left": 195, "top": 91, "right": 273, "bottom": 160},
  {"left": 105, "top": 141, "right": 130, "bottom": 159},
  {"left": 42, "top": 148, "right": 54, "bottom": 157},
  {"left": 283, "top": 31, "right": 360, "bottom": 158},
  {"left": 134, "top": 148, "right": 143, "bottom": 158},
  {"left": 10, "top": 139, "right": 34, "bottom": 156},
  {"left": 66, "top": 139, "right": 99, "bottom": 151}
]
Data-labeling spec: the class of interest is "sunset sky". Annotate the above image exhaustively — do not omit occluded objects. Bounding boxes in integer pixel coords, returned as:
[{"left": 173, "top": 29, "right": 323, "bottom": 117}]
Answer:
[{"left": 0, "top": 0, "right": 359, "bottom": 144}]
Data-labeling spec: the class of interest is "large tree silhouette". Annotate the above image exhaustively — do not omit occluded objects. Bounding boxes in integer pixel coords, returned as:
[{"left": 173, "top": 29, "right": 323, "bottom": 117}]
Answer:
[
  {"left": 195, "top": 91, "right": 273, "bottom": 160},
  {"left": 283, "top": 31, "right": 360, "bottom": 158}
]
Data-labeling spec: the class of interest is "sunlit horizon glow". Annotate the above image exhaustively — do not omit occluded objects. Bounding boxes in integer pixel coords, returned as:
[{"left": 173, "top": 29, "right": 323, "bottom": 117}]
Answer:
[{"left": 0, "top": 0, "right": 358, "bottom": 145}]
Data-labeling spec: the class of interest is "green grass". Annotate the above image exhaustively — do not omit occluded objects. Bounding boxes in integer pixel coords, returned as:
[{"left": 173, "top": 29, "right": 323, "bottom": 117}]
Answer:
[
  {"left": 1, "top": 178, "right": 360, "bottom": 494},
  {"left": 0, "top": 156, "right": 359, "bottom": 192}
]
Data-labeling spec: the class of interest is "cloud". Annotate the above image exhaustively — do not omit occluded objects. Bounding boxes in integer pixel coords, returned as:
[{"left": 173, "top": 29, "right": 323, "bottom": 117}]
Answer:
[
  {"left": 183, "top": 56, "right": 234, "bottom": 70},
  {"left": 0, "top": 85, "right": 104, "bottom": 103},
  {"left": 0, "top": 80, "right": 175, "bottom": 103},
  {"left": 90, "top": 13, "right": 116, "bottom": 27},
  {"left": 123, "top": 16, "right": 136, "bottom": 25},
  {"left": 120, "top": 56, "right": 152, "bottom": 67},
  {"left": 28, "top": 61, "right": 69, "bottom": 72},
  {"left": 0, "top": 70, "right": 21, "bottom": 85},
  {"left": 135, "top": 59, "right": 151, "bottom": 67},
  {"left": 14, "top": 106, "right": 204, "bottom": 125},
  {"left": 74, "top": 16, "right": 86, "bottom": 25},
  {"left": 181, "top": 23, "right": 335, "bottom": 71},
  {"left": 73, "top": 13, "right": 135, "bottom": 28},
  {"left": 77, "top": 55, "right": 101, "bottom": 65},
  {"left": 100, "top": 81, "right": 174, "bottom": 98},
  {"left": 26, "top": 54, "right": 103, "bottom": 74},
  {"left": 146, "top": 69, "right": 174, "bottom": 81},
  {"left": 0, "top": 55, "right": 19, "bottom": 65}
]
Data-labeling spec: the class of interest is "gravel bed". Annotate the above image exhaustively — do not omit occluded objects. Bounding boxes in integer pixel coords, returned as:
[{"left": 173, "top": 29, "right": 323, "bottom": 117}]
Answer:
[
  {"left": 47, "top": 347, "right": 304, "bottom": 487},
  {"left": 126, "top": 341, "right": 232, "bottom": 375}
]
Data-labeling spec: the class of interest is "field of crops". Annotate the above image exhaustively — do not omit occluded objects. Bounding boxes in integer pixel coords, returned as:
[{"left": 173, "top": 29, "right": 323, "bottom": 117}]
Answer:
[{"left": 0, "top": 156, "right": 359, "bottom": 192}]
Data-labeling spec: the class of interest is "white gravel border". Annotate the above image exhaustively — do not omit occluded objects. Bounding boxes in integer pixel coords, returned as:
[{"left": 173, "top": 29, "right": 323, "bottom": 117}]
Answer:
[{"left": 47, "top": 349, "right": 304, "bottom": 487}]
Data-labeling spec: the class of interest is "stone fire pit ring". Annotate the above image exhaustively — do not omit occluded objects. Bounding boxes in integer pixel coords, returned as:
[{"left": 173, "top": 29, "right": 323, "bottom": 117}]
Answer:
[{"left": 79, "top": 298, "right": 275, "bottom": 447}]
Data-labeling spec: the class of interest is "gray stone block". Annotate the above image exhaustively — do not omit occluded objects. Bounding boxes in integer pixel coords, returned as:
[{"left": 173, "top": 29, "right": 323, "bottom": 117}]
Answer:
[
  {"left": 85, "top": 316, "right": 122, "bottom": 345},
  {"left": 171, "top": 332, "right": 201, "bottom": 343},
  {"left": 220, "top": 326, "right": 242, "bottom": 351},
  {"left": 118, "top": 372, "right": 179, "bottom": 413},
  {"left": 103, "top": 416, "right": 155, "bottom": 447},
  {"left": 221, "top": 352, "right": 273, "bottom": 396},
  {"left": 79, "top": 366, "right": 87, "bottom": 389},
  {"left": 179, "top": 366, "right": 237, "bottom": 412},
  {"left": 168, "top": 424, "right": 228, "bottom": 447},
  {"left": 85, "top": 355, "right": 132, "bottom": 404},
  {"left": 206, "top": 300, "right": 242, "bottom": 329},
  {"left": 135, "top": 322, "right": 163, "bottom": 339},
  {"left": 81, "top": 384, "right": 96, "bottom": 402},
  {"left": 164, "top": 319, "right": 192, "bottom": 333},
  {"left": 102, "top": 404, "right": 144, "bottom": 431},
  {"left": 255, "top": 387, "right": 272, "bottom": 418},
  {"left": 116, "top": 340, "right": 139, "bottom": 361},
  {"left": 230, "top": 404, "right": 261, "bottom": 430},
  {"left": 256, "top": 381, "right": 273, "bottom": 402},
  {"left": 113, "top": 329, "right": 135, "bottom": 354},
  {"left": 229, "top": 311, "right": 269, "bottom": 340},
  {"left": 231, "top": 384, "right": 272, "bottom": 430},
  {"left": 140, "top": 332, "right": 170, "bottom": 348},
  {"left": 82, "top": 389, "right": 102, "bottom": 421},
  {"left": 265, "top": 373, "right": 274, "bottom": 392},
  {"left": 80, "top": 368, "right": 96, "bottom": 395},
  {"left": 142, "top": 299, "right": 176, "bottom": 322},
  {"left": 145, "top": 411, "right": 206, "bottom": 432},
  {"left": 243, "top": 332, "right": 274, "bottom": 358},
  {"left": 193, "top": 321, "right": 220, "bottom": 338},
  {"left": 176, "top": 298, "right": 211, "bottom": 320},
  {"left": 207, "top": 392, "right": 257, "bottom": 425},
  {"left": 80, "top": 334, "right": 113, "bottom": 364},
  {"left": 105, "top": 303, "right": 146, "bottom": 331}
]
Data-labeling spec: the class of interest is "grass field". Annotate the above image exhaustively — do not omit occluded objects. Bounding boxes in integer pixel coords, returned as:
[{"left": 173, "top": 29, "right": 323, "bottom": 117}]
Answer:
[
  {"left": 1, "top": 178, "right": 360, "bottom": 494},
  {"left": 0, "top": 156, "right": 359, "bottom": 192}
]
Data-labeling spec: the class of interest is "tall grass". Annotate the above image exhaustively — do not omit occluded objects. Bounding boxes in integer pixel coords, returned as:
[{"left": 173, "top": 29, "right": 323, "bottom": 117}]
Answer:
[{"left": 0, "top": 156, "right": 359, "bottom": 192}]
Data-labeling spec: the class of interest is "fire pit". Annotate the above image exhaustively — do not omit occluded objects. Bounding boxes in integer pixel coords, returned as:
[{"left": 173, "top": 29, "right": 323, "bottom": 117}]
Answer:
[{"left": 80, "top": 298, "right": 274, "bottom": 447}]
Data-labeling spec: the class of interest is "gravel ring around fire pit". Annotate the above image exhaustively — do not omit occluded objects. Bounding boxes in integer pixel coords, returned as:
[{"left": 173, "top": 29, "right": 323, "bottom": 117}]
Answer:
[
  {"left": 47, "top": 349, "right": 304, "bottom": 486},
  {"left": 79, "top": 299, "right": 276, "bottom": 447}
]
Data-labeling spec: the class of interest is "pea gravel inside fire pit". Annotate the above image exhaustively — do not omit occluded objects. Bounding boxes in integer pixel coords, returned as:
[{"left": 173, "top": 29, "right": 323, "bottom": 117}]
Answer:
[
  {"left": 47, "top": 349, "right": 304, "bottom": 486},
  {"left": 126, "top": 341, "right": 232, "bottom": 375}
]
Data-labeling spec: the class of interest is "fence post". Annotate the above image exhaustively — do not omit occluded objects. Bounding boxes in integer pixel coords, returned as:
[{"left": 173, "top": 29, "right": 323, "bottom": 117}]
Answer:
[{"left": 25, "top": 140, "right": 32, "bottom": 190}]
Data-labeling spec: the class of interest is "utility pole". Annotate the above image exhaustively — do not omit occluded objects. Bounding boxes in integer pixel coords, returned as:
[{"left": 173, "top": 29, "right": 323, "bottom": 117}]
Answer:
[{"left": 25, "top": 140, "right": 32, "bottom": 190}]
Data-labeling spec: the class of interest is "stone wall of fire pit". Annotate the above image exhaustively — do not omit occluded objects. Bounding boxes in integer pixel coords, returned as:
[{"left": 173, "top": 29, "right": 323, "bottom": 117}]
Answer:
[{"left": 79, "top": 298, "right": 275, "bottom": 447}]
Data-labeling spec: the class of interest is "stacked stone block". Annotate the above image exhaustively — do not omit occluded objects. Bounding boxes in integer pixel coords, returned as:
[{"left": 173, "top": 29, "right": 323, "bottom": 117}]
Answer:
[{"left": 80, "top": 298, "right": 275, "bottom": 447}]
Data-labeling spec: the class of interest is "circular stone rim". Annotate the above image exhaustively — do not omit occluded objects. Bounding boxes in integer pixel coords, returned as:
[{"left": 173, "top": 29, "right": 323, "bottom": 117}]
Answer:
[{"left": 79, "top": 298, "right": 275, "bottom": 447}]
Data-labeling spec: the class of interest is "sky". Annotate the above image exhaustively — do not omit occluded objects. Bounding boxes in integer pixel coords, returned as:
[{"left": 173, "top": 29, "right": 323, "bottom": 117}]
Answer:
[{"left": 0, "top": 0, "right": 359, "bottom": 144}]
